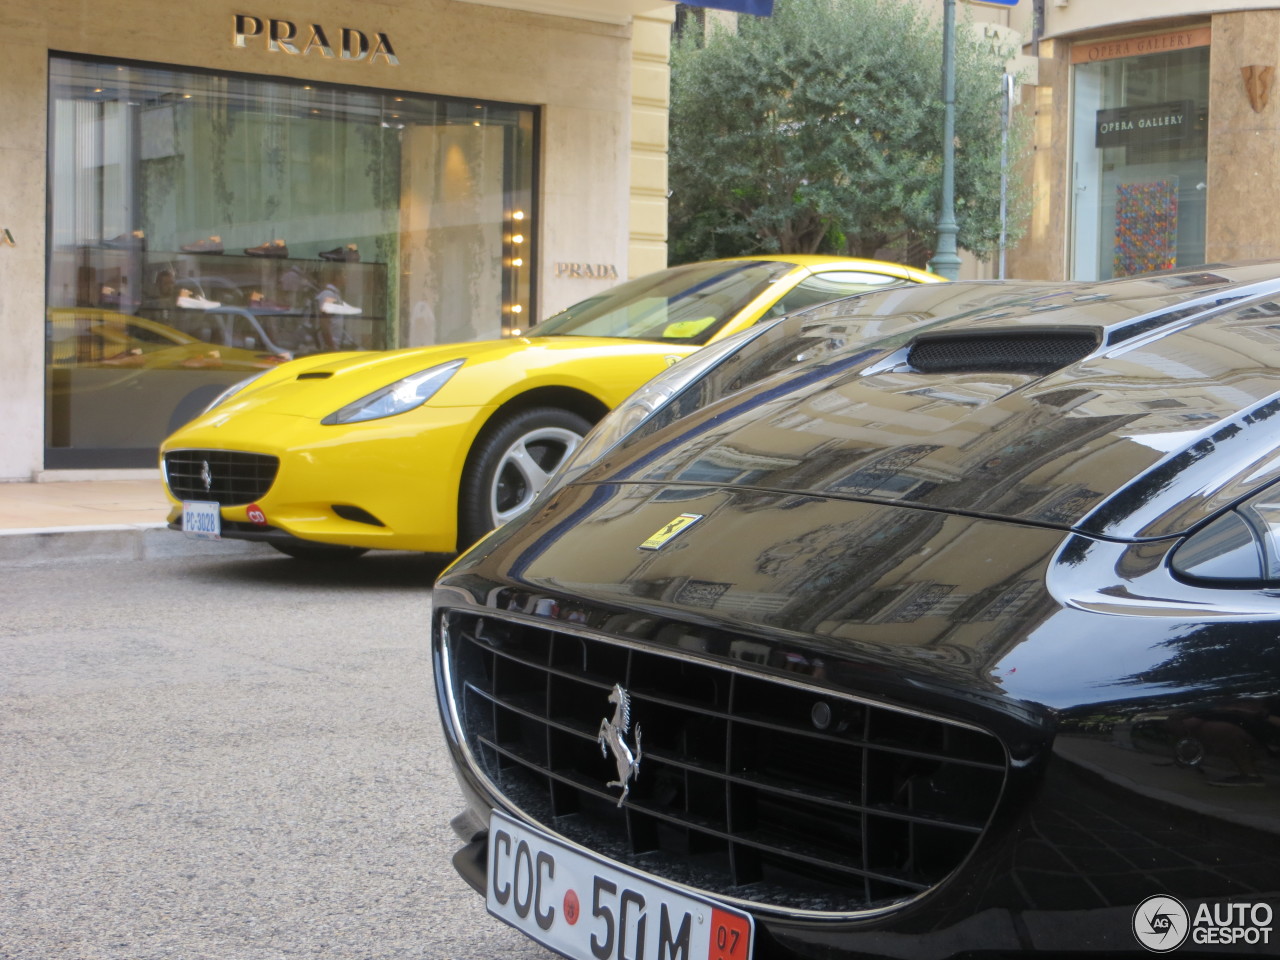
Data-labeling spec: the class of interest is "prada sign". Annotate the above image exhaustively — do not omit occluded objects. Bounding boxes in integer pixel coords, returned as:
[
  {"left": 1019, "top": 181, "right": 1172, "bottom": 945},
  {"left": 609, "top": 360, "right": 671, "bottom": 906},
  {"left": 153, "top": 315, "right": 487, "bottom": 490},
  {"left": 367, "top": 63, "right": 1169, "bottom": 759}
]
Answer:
[
  {"left": 233, "top": 14, "right": 399, "bottom": 65},
  {"left": 555, "top": 262, "right": 619, "bottom": 280},
  {"left": 1095, "top": 100, "right": 1194, "bottom": 149}
]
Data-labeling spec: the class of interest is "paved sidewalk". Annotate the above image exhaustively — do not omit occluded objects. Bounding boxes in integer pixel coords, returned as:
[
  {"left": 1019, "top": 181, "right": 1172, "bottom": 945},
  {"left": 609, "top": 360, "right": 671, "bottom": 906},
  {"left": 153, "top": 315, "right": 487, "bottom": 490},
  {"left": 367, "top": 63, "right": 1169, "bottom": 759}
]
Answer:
[
  {"left": 0, "top": 478, "right": 269, "bottom": 564},
  {"left": 0, "top": 478, "right": 169, "bottom": 531}
]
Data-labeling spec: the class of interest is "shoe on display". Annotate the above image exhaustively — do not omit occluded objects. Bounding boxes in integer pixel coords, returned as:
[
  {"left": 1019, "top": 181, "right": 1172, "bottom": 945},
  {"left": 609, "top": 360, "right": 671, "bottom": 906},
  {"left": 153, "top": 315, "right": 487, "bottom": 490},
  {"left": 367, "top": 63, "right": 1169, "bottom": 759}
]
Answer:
[
  {"left": 181, "top": 235, "right": 224, "bottom": 254},
  {"left": 102, "top": 230, "right": 146, "bottom": 250},
  {"left": 320, "top": 298, "right": 362, "bottom": 316},
  {"left": 177, "top": 289, "right": 221, "bottom": 310},
  {"left": 319, "top": 244, "right": 360, "bottom": 262},
  {"left": 245, "top": 239, "right": 289, "bottom": 258}
]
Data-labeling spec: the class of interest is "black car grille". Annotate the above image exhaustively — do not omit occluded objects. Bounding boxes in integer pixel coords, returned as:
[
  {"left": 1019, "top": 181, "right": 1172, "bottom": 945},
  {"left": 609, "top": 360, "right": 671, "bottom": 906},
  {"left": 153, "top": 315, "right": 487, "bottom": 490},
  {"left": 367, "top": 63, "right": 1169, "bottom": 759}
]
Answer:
[
  {"left": 163, "top": 450, "right": 279, "bottom": 505},
  {"left": 442, "top": 610, "right": 1008, "bottom": 914}
]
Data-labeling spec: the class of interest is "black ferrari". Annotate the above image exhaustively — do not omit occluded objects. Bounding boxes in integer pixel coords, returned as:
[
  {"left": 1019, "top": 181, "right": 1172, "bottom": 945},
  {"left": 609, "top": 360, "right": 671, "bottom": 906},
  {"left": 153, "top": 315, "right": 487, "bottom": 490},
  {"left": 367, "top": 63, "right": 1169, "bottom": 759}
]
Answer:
[{"left": 433, "top": 264, "right": 1280, "bottom": 959}]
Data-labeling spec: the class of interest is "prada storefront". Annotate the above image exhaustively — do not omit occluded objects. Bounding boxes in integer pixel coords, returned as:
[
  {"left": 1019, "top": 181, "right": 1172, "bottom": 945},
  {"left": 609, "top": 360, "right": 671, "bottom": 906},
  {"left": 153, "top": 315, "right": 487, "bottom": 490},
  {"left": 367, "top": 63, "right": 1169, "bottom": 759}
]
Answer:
[{"left": 1, "top": 1, "right": 669, "bottom": 475}]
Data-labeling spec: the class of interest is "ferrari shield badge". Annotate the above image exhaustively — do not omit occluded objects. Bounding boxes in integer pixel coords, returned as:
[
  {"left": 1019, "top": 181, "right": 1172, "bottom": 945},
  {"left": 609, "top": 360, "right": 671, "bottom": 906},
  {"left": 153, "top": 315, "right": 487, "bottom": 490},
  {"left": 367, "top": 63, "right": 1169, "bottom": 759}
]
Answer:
[{"left": 639, "top": 513, "right": 703, "bottom": 550}]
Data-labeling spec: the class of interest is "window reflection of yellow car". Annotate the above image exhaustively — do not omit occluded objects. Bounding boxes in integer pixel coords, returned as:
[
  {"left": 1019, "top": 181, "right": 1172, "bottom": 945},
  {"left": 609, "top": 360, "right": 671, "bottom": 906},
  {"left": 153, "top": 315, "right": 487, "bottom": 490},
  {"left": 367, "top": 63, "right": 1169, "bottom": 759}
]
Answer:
[
  {"left": 47, "top": 309, "right": 288, "bottom": 449},
  {"left": 159, "top": 256, "right": 941, "bottom": 559},
  {"left": 49, "top": 309, "right": 287, "bottom": 371}
]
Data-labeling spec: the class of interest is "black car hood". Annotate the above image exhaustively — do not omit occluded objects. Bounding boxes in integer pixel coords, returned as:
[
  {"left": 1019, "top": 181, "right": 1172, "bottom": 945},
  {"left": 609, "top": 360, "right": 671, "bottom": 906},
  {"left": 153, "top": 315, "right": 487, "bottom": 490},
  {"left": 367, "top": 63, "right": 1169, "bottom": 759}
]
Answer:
[
  {"left": 585, "top": 294, "right": 1280, "bottom": 540},
  {"left": 450, "top": 479, "right": 1280, "bottom": 715},
  {"left": 452, "top": 484, "right": 1069, "bottom": 704}
]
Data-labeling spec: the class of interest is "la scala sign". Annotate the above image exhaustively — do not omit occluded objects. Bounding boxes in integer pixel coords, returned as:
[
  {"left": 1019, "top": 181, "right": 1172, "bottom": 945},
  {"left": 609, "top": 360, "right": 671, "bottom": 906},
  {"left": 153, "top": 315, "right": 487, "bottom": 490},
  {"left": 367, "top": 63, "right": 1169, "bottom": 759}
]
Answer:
[{"left": 233, "top": 14, "right": 399, "bottom": 65}]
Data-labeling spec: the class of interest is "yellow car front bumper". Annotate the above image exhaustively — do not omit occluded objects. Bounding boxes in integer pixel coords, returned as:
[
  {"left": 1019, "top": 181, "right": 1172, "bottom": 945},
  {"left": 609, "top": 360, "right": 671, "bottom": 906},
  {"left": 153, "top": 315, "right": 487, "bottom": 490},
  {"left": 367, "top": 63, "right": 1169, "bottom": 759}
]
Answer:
[{"left": 162, "top": 404, "right": 489, "bottom": 553}]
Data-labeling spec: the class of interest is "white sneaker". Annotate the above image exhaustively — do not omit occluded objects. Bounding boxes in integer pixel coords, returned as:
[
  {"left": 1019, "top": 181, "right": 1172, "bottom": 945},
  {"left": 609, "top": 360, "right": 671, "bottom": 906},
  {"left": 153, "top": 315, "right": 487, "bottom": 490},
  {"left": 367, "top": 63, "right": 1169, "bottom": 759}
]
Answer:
[
  {"left": 177, "top": 289, "right": 221, "bottom": 310},
  {"left": 321, "top": 298, "right": 362, "bottom": 316}
]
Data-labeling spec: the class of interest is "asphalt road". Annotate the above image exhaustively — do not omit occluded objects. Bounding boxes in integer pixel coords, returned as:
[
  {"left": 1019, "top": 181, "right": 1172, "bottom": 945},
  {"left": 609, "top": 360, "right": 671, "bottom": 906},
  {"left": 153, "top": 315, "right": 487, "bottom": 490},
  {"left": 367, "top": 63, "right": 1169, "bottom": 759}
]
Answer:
[{"left": 0, "top": 550, "right": 555, "bottom": 960}]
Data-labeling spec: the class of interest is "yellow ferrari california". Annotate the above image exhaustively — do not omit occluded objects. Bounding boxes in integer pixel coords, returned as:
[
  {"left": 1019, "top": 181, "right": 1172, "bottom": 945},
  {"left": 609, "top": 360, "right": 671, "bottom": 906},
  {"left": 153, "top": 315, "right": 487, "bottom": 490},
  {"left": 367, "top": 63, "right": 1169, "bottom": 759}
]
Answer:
[{"left": 160, "top": 255, "right": 940, "bottom": 558}]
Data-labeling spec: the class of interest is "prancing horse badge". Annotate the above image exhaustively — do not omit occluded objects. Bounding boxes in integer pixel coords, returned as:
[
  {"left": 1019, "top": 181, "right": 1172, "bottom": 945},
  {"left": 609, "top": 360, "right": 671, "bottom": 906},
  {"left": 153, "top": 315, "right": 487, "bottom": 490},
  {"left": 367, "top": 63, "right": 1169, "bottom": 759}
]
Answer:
[{"left": 597, "top": 684, "right": 641, "bottom": 806}]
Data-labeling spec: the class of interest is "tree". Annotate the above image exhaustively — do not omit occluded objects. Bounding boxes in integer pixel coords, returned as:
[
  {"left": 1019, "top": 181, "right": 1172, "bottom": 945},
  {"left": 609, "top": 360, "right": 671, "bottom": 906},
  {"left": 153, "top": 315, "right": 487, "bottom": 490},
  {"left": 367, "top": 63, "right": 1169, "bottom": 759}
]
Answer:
[{"left": 669, "top": 0, "right": 1026, "bottom": 267}]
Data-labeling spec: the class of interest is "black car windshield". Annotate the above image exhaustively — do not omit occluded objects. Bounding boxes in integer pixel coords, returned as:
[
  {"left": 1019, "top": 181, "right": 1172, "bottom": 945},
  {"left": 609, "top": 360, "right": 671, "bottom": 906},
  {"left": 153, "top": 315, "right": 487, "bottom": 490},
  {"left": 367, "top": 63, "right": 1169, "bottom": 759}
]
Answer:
[{"left": 529, "top": 260, "right": 797, "bottom": 345}]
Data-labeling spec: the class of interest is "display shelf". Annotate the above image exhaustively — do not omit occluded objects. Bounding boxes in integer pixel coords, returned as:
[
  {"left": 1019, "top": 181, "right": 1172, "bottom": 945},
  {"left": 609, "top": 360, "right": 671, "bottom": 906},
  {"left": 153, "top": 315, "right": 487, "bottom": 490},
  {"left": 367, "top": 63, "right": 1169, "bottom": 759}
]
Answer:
[{"left": 49, "top": 246, "right": 389, "bottom": 356}]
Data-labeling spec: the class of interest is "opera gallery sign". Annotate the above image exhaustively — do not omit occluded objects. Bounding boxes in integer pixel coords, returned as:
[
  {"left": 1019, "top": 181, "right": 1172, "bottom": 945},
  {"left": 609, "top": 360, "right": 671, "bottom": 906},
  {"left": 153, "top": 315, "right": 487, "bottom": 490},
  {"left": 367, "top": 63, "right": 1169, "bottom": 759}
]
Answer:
[
  {"left": 1095, "top": 100, "right": 1194, "bottom": 149},
  {"left": 233, "top": 14, "right": 399, "bottom": 65}
]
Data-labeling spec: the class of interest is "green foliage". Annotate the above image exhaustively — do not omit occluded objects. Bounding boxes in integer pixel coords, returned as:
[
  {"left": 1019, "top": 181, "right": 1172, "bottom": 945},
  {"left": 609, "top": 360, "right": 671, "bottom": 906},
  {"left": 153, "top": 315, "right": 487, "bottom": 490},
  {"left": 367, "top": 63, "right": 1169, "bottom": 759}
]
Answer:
[{"left": 669, "top": 0, "right": 1028, "bottom": 266}]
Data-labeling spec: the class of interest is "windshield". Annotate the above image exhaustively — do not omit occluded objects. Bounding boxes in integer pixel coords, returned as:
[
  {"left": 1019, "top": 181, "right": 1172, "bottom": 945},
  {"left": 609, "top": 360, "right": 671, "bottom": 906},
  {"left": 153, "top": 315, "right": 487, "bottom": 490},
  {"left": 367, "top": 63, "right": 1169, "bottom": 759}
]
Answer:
[{"left": 529, "top": 260, "right": 797, "bottom": 345}]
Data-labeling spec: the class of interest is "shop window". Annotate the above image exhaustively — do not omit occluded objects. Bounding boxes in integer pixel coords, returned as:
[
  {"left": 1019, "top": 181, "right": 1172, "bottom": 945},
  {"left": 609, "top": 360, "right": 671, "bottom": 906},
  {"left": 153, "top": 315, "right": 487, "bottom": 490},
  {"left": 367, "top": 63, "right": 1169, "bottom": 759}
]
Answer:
[
  {"left": 1070, "top": 45, "right": 1208, "bottom": 281},
  {"left": 45, "top": 55, "right": 536, "bottom": 467}
]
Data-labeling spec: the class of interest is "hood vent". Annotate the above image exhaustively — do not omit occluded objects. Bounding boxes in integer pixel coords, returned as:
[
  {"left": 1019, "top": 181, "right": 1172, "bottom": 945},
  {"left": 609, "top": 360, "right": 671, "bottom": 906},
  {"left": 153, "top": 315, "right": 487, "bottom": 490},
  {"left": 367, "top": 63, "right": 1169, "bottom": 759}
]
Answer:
[
  {"left": 296, "top": 371, "right": 333, "bottom": 380},
  {"left": 908, "top": 331, "right": 1098, "bottom": 376}
]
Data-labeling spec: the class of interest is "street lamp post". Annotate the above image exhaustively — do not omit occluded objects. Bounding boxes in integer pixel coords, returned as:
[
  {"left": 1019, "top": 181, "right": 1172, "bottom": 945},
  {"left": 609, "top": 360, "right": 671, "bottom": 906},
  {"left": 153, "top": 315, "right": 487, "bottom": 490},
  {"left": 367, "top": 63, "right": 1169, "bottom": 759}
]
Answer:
[
  {"left": 930, "top": 0, "right": 961, "bottom": 280},
  {"left": 999, "top": 71, "right": 1014, "bottom": 279}
]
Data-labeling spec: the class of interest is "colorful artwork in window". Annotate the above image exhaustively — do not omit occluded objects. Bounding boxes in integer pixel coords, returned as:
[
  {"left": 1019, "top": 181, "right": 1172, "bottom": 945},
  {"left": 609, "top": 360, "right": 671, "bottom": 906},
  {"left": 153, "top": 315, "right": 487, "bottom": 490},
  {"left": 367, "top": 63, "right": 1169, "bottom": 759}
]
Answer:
[{"left": 1113, "top": 179, "right": 1178, "bottom": 277}]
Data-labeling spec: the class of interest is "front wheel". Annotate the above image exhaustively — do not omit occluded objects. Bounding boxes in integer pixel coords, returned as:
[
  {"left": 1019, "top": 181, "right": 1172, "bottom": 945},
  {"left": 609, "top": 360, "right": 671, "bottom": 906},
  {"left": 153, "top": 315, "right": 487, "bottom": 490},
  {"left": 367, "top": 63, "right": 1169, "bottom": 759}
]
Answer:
[{"left": 458, "top": 407, "right": 592, "bottom": 550}]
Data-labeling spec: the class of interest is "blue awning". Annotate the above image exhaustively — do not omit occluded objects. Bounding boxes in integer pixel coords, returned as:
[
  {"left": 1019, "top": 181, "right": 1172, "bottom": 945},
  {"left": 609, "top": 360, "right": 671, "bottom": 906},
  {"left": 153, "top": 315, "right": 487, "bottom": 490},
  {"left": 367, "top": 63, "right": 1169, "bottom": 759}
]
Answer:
[{"left": 683, "top": 1, "right": 774, "bottom": 15}]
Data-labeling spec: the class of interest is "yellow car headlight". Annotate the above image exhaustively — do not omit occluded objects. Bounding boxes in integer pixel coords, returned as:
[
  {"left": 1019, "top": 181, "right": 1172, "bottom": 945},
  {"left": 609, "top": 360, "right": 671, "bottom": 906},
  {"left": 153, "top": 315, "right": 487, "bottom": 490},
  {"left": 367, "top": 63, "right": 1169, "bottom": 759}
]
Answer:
[{"left": 321, "top": 359, "right": 465, "bottom": 425}]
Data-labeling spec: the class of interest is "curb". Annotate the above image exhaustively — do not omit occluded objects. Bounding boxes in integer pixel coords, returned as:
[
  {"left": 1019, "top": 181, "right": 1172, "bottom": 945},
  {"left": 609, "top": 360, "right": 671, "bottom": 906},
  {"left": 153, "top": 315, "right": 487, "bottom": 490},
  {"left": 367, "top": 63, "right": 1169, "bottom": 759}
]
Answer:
[{"left": 0, "top": 523, "right": 274, "bottom": 566}]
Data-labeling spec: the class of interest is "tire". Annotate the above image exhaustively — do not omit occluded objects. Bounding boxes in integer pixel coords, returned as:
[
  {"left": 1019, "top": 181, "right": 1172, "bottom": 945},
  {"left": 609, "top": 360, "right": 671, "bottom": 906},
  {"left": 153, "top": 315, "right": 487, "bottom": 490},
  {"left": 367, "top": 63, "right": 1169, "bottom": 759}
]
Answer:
[
  {"left": 458, "top": 407, "right": 592, "bottom": 550},
  {"left": 269, "top": 541, "right": 369, "bottom": 562}
]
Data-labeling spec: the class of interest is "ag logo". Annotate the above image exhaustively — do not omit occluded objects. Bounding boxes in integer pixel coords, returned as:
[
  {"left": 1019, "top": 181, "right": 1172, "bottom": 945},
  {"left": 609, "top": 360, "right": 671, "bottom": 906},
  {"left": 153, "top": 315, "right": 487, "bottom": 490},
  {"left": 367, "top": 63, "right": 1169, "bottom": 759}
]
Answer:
[
  {"left": 638, "top": 513, "right": 703, "bottom": 551},
  {"left": 1133, "top": 895, "right": 1190, "bottom": 952}
]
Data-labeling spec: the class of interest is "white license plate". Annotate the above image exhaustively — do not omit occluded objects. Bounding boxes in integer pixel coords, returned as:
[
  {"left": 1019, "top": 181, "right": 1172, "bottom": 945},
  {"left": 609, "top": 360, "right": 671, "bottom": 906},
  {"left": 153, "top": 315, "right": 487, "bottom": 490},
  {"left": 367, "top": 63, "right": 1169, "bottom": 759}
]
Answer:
[
  {"left": 487, "top": 810, "right": 753, "bottom": 960},
  {"left": 181, "top": 500, "right": 221, "bottom": 540}
]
